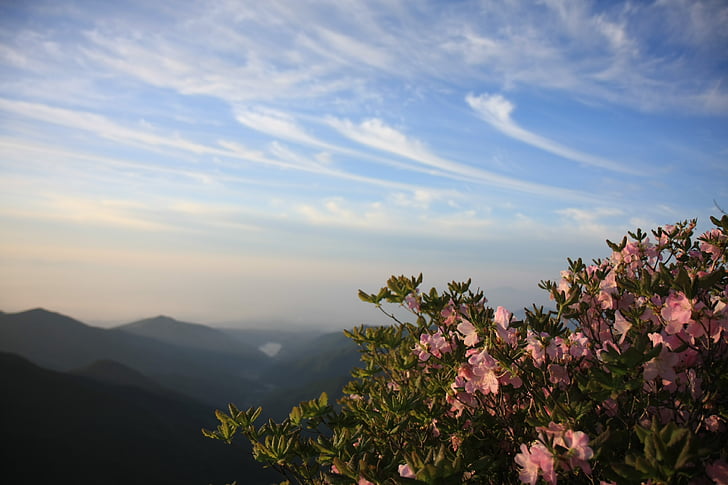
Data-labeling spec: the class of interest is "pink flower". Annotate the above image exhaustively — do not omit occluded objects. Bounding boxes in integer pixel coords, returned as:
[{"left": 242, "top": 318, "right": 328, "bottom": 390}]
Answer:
[
  {"left": 661, "top": 291, "right": 694, "bottom": 334},
  {"left": 405, "top": 292, "right": 420, "bottom": 312},
  {"left": 644, "top": 346, "right": 680, "bottom": 386},
  {"left": 568, "top": 332, "right": 590, "bottom": 358},
  {"left": 515, "top": 442, "right": 555, "bottom": 485},
  {"left": 465, "top": 349, "right": 500, "bottom": 395},
  {"left": 457, "top": 318, "right": 480, "bottom": 347},
  {"left": 414, "top": 328, "right": 453, "bottom": 361},
  {"left": 700, "top": 228, "right": 725, "bottom": 262},
  {"left": 548, "top": 364, "right": 570, "bottom": 387},
  {"left": 358, "top": 478, "right": 375, "bottom": 485},
  {"left": 526, "top": 331, "right": 548, "bottom": 367},
  {"left": 441, "top": 299, "right": 460, "bottom": 326},
  {"left": 563, "top": 430, "right": 593, "bottom": 473},
  {"left": 614, "top": 310, "right": 632, "bottom": 344},
  {"left": 398, "top": 464, "right": 415, "bottom": 479},
  {"left": 494, "top": 306, "right": 517, "bottom": 345}
]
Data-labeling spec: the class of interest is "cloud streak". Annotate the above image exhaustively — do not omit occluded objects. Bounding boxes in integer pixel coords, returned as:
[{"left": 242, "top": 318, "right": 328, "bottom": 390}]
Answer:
[
  {"left": 466, "top": 93, "right": 643, "bottom": 175},
  {"left": 326, "top": 117, "right": 599, "bottom": 202}
]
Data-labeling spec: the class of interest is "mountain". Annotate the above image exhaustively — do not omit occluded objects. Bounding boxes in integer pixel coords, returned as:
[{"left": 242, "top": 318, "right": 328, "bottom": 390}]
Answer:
[
  {"left": 116, "top": 315, "right": 261, "bottom": 356},
  {"left": 0, "top": 308, "right": 266, "bottom": 407},
  {"left": 258, "top": 330, "right": 362, "bottom": 419},
  {"left": 219, "top": 327, "right": 326, "bottom": 358},
  {"left": 70, "top": 359, "right": 167, "bottom": 395},
  {"left": 263, "top": 330, "right": 361, "bottom": 386},
  {"left": 0, "top": 351, "right": 278, "bottom": 485}
]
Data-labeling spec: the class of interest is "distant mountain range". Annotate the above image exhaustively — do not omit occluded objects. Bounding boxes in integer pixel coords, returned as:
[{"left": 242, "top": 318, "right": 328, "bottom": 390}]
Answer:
[
  {"left": 0, "top": 351, "right": 278, "bottom": 485},
  {"left": 116, "top": 315, "right": 262, "bottom": 356},
  {"left": 0, "top": 307, "right": 365, "bottom": 484}
]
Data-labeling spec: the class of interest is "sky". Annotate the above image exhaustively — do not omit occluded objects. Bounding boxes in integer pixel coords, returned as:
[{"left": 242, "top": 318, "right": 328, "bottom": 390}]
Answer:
[{"left": 1, "top": 0, "right": 727, "bottom": 329}]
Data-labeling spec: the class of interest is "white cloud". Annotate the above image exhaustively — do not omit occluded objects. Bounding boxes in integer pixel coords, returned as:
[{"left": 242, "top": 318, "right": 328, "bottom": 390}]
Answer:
[
  {"left": 327, "top": 116, "right": 600, "bottom": 201},
  {"left": 234, "top": 107, "right": 329, "bottom": 148},
  {"left": 466, "top": 93, "right": 643, "bottom": 175}
]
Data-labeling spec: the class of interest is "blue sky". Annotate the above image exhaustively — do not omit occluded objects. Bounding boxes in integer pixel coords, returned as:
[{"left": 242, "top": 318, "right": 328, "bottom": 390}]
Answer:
[{"left": 1, "top": 0, "right": 726, "bottom": 328}]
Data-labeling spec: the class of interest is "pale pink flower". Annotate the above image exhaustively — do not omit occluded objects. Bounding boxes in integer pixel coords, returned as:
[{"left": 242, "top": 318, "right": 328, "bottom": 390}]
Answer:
[
  {"left": 465, "top": 349, "right": 500, "bottom": 395},
  {"left": 515, "top": 442, "right": 555, "bottom": 485},
  {"left": 494, "top": 306, "right": 517, "bottom": 346},
  {"left": 526, "top": 331, "right": 547, "bottom": 367},
  {"left": 700, "top": 228, "right": 725, "bottom": 262},
  {"left": 614, "top": 310, "right": 632, "bottom": 344},
  {"left": 398, "top": 464, "right": 415, "bottom": 479},
  {"left": 563, "top": 430, "right": 593, "bottom": 473},
  {"left": 644, "top": 346, "right": 680, "bottom": 386},
  {"left": 569, "top": 332, "right": 590, "bottom": 358},
  {"left": 414, "top": 328, "right": 453, "bottom": 361},
  {"left": 548, "top": 364, "right": 570, "bottom": 387},
  {"left": 661, "top": 291, "right": 694, "bottom": 334},
  {"left": 499, "top": 369, "right": 523, "bottom": 389},
  {"left": 545, "top": 336, "right": 567, "bottom": 361},
  {"left": 457, "top": 319, "right": 480, "bottom": 347},
  {"left": 441, "top": 299, "right": 460, "bottom": 326},
  {"left": 405, "top": 292, "right": 420, "bottom": 312},
  {"left": 358, "top": 478, "right": 375, "bottom": 485}
]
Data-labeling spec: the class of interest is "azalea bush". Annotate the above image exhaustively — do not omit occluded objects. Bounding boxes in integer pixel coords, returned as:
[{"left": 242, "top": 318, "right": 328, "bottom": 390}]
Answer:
[{"left": 204, "top": 216, "right": 728, "bottom": 485}]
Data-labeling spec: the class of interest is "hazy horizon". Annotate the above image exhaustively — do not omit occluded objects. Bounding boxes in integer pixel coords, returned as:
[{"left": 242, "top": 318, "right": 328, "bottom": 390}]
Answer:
[{"left": 1, "top": 1, "right": 726, "bottom": 329}]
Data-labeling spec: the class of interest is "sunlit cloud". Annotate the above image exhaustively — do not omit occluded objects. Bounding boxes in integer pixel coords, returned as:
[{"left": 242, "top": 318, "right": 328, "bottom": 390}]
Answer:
[
  {"left": 326, "top": 116, "right": 600, "bottom": 201},
  {"left": 466, "top": 93, "right": 643, "bottom": 175}
]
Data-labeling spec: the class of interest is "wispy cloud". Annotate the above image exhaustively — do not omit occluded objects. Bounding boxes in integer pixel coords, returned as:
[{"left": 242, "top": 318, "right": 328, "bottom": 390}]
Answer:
[
  {"left": 326, "top": 116, "right": 599, "bottom": 201},
  {"left": 466, "top": 93, "right": 643, "bottom": 175}
]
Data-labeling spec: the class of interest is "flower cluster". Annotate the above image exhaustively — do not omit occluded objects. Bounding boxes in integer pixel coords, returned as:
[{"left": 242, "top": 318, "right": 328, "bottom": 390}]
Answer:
[{"left": 205, "top": 216, "right": 728, "bottom": 485}]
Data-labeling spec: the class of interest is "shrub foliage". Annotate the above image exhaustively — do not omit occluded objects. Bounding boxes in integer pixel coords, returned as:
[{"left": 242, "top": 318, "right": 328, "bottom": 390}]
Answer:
[{"left": 204, "top": 216, "right": 728, "bottom": 485}]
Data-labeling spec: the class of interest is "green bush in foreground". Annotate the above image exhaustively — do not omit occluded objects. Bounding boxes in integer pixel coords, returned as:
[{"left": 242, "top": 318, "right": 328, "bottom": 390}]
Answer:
[{"left": 205, "top": 216, "right": 728, "bottom": 484}]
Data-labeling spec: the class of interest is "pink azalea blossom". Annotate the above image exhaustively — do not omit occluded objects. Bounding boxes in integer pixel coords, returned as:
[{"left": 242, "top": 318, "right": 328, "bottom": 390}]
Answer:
[
  {"left": 358, "top": 478, "right": 375, "bottom": 485},
  {"left": 463, "top": 349, "right": 500, "bottom": 395},
  {"left": 614, "top": 310, "right": 632, "bottom": 344},
  {"left": 515, "top": 442, "right": 556, "bottom": 485},
  {"left": 568, "top": 332, "right": 590, "bottom": 358},
  {"left": 644, "top": 346, "right": 680, "bottom": 386},
  {"left": 494, "top": 306, "right": 517, "bottom": 346},
  {"left": 526, "top": 331, "right": 548, "bottom": 367},
  {"left": 700, "top": 228, "right": 725, "bottom": 262},
  {"left": 398, "top": 464, "right": 415, "bottom": 479},
  {"left": 441, "top": 299, "right": 460, "bottom": 326},
  {"left": 414, "top": 328, "right": 453, "bottom": 361},
  {"left": 661, "top": 291, "right": 694, "bottom": 334},
  {"left": 405, "top": 292, "right": 420, "bottom": 312},
  {"left": 563, "top": 430, "right": 593, "bottom": 473},
  {"left": 548, "top": 364, "right": 570, "bottom": 387},
  {"left": 457, "top": 319, "right": 480, "bottom": 346}
]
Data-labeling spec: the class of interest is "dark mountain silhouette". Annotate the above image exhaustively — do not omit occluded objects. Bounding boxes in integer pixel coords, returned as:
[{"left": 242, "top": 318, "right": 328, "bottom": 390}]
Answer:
[
  {"left": 0, "top": 308, "right": 265, "bottom": 407},
  {"left": 0, "top": 351, "right": 279, "bottom": 485},
  {"left": 70, "top": 359, "right": 167, "bottom": 395},
  {"left": 219, "top": 327, "right": 325, "bottom": 357},
  {"left": 116, "top": 315, "right": 262, "bottom": 356},
  {"left": 257, "top": 330, "right": 362, "bottom": 419},
  {"left": 263, "top": 330, "right": 361, "bottom": 386}
]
